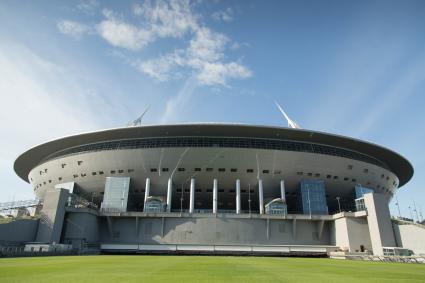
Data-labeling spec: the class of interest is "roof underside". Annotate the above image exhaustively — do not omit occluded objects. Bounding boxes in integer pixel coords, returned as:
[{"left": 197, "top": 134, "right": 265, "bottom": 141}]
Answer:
[{"left": 14, "top": 124, "right": 414, "bottom": 187}]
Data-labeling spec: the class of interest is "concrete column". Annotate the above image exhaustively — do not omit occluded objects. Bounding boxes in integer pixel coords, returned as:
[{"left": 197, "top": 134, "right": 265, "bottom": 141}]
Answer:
[
  {"left": 213, "top": 179, "right": 218, "bottom": 214},
  {"left": 144, "top": 178, "right": 151, "bottom": 208},
  {"left": 280, "top": 180, "right": 286, "bottom": 201},
  {"left": 236, "top": 179, "right": 241, "bottom": 214},
  {"left": 189, "top": 178, "right": 195, "bottom": 213},
  {"left": 166, "top": 178, "right": 172, "bottom": 212},
  {"left": 259, "top": 179, "right": 264, "bottom": 214}
]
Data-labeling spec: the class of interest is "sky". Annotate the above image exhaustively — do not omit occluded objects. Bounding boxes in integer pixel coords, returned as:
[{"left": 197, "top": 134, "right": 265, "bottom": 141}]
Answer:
[{"left": 0, "top": 0, "right": 424, "bottom": 220}]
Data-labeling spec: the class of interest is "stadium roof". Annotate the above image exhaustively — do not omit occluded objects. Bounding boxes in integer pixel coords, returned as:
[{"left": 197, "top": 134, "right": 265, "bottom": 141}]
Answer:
[{"left": 14, "top": 123, "right": 413, "bottom": 187}]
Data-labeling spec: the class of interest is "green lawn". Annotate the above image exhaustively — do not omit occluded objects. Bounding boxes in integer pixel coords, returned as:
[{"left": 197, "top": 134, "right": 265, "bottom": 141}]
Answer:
[{"left": 0, "top": 255, "right": 424, "bottom": 283}]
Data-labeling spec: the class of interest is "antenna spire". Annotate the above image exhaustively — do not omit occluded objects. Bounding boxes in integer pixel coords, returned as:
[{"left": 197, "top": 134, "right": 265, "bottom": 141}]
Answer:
[
  {"left": 274, "top": 101, "right": 300, "bottom": 129},
  {"left": 127, "top": 105, "right": 151, "bottom": 127}
]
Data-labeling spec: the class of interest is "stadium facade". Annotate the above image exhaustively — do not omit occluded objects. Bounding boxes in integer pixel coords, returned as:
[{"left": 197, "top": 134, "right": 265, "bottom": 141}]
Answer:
[{"left": 9, "top": 123, "right": 417, "bottom": 256}]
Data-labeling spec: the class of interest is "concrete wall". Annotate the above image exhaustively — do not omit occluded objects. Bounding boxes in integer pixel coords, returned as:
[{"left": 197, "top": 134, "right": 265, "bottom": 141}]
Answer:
[
  {"left": 0, "top": 219, "right": 39, "bottom": 243},
  {"left": 364, "top": 193, "right": 395, "bottom": 255},
  {"left": 393, "top": 223, "right": 425, "bottom": 255},
  {"left": 98, "top": 216, "right": 331, "bottom": 246},
  {"left": 36, "top": 189, "right": 69, "bottom": 243},
  {"left": 330, "top": 216, "right": 371, "bottom": 252},
  {"left": 62, "top": 210, "right": 99, "bottom": 248}
]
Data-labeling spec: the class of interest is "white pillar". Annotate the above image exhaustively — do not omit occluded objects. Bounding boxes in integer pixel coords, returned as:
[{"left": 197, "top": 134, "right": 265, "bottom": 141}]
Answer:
[
  {"left": 166, "top": 178, "right": 172, "bottom": 212},
  {"left": 259, "top": 179, "right": 264, "bottom": 214},
  {"left": 213, "top": 179, "right": 218, "bottom": 214},
  {"left": 236, "top": 179, "right": 241, "bottom": 214},
  {"left": 189, "top": 178, "right": 195, "bottom": 213},
  {"left": 280, "top": 180, "right": 286, "bottom": 201},
  {"left": 144, "top": 178, "right": 150, "bottom": 211}
]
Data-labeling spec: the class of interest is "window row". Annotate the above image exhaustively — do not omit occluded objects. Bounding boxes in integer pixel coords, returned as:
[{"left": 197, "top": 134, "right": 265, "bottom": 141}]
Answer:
[{"left": 40, "top": 136, "right": 389, "bottom": 170}]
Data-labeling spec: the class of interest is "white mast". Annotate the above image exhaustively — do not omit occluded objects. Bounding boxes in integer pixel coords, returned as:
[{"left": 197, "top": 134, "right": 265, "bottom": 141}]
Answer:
[
  {"left": 274, "top": 101, "right": 300, "bottom": 129},
  {"left": 127, "top": 105, "right": 151, "bottom": 127}
]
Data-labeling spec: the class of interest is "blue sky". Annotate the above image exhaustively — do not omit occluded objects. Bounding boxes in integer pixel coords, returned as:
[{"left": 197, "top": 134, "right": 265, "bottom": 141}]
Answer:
[{"left": 0, "top": 0, "right": 424, "bottom": 220}]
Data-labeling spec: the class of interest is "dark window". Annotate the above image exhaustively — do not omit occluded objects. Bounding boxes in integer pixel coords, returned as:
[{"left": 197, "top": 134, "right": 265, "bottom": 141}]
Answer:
[
  {"left": 297, "top": 172, "right": 303, "bottom": 176},
  {"left": 344, "top": 177, "right": 349, "bottom": 181},
  {"left": 176, "top": 189, "right": 182, "bottom": 193},
  {"left": 184, "top": 189, "right": 190, "bottom": 193},
  {"left": 315, "top": 173, "right": 320, "bottom": 177},
  {"left": 231, "top": 168, "right": 237, "bottom": 172},
  {"left": 381, "top": 174, "right": 385, "bottom": 179},
  {"left": 241, "top": 189, "right": 247, "bottom": 193},
  {"left": 162, "top": 168, "right": 169, "bottom": 172},
  {"left": 92, "top": 172, "right": 97, "bottom": 176},
  {"left": 206, "top": 189, "right": 213, "bottom": 193},
  {"left": 229, "top": 189, "right": 235, "bottom": 193},
  {"left": 81, "top": 173, "right": 86, "bottom": 177},
  {"left": 48, "top": 180, "right": 52, "bottom": 183},
  {"left": 247, "top": 169, "right": 254, "bottom": 173},
  {"left": 178, "top": 168, "right": 185, "bottom": 172},
  {"left": 274, "top": 170, "right": 282, "bottom": 174},
  {"left": 194, "top": 168, "right": 201, "bottom": 172},
  {"left": 61, "top": 163, "right": 66, "bottom": 168},
  {"left": 73, "top": 174, "right": 78, "bottom": 178},
  {"left": 58, "top": 177, "right": 62, "bottom": 181},
  {"left": 363, "top": 168, "right": 369, "bottom": 173},
  {"left": 218, "top": 168, "right": 225, "bottom": 172},
  {"left": 44, "top": 169, "right": 48, "bottom": 173},
  {"left": 347, "top": 165, "right": 353, "bottom": 170},
  {"left": 43, "top": 181, "right": 46, "bottom": 185},
  {"left": 195, "top": 189, "right": 202, "bottom": 193},
  {"left": 352, "top": 179, "right": 356, "bottom": 182},
  {"left": 110, "top": 170, "right": 116, "bottom": 174},
  {"left": 150, "top": 168, "right": 157, "bottom": 172},
  {"left": 327, "top": 175, "right": 331, "bottom": 179},
  {"left": 218, "top": 189, "right": 224, "bottom": 193},
  {"left": 206, "top": 168, "right": 213, "bottom": 172},
  {"left": 118, "top": 169, "right": 124, "bottom": 173},
  {"left": 99, "top": 171, "right": 104, "bottom": 175},
  {"left": 77, "top": 161, "right": 83, "bottom": 166},
  {"left": 250, "top": 189, "right": 255, "bottom": 193},
  {"left": 263, "top": 170, "right": 270, "bottom": 174},
  {"left": 128, "top": 169, "right": 134, "bottom": 173},
  {"left": 333, "top": 176, "right": 338, "bottom": 180},
  {"left": 307, "top": 172, "right": 312, "bottom": 176}
]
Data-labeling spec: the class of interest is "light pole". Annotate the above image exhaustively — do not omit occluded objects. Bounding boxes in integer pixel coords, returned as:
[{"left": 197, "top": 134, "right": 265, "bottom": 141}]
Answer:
[
  {"left": 307, "top": 187, "right": 311, "bottom": 219},
  {"left": 395, "top": 193, "right": 401, "bottom": 218},
  {"left": 336, "top": 197, "right": 341, "bottom": 213},
  {"left": 409, "top": 206, "right": 414, "bottom": 222}
]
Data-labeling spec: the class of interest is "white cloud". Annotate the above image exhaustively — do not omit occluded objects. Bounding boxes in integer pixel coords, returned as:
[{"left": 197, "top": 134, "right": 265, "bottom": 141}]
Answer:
[
  {"left": 188, "top": 27, "right": 228, "bottom": 62},
  {"left": 134, "top": 0, "right": 199, "bottom": 38},
  {"left": 96, "top": 9, "right": 153, "bottom": 50},
  {"left": 197, "top": 61, "right": 251, "bottom": 86},
  {"left": 57, "top": 20, "right": 90, "bottom": 39},
  {"left": 59, "top": 1, "right": 251, "bottom": 86},
  {"left": 211, "top": 8, "right": 233, "bottom": 22},
  {"left": 138, "top": 26, "right": 251, "bottom": 86}
]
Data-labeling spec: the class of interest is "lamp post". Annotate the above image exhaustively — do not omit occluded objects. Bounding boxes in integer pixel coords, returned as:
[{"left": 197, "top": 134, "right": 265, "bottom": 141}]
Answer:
[{"left": 336, "top": 196, "right": 341, "bottom": 213}]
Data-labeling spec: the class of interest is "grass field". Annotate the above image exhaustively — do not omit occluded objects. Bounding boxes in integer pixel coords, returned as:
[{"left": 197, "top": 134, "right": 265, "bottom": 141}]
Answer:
[{"left": 0, "top": 255, "right": 424, "bottom": 283}]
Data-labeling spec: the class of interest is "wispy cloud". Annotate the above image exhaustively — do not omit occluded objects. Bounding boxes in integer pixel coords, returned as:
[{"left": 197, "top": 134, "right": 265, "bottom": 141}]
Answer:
[
  {"left": 0, "top": 42, "right": 115, "bottom": 200},
  {"left": 57, "top": 20, "right": 91, "bottom": 39},
  {"left": 161, "top": 76, "right": 199, "bottom": 123},
  {"left": 212, "top": 8, "right": 233, "bottom": 22},
  {"left": 77, "top": 0, "right": 99, "bottom": 15}
]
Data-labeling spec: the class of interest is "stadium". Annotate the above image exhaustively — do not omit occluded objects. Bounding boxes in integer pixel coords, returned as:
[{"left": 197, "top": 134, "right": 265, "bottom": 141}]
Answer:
[{"left": 5, "top": 120, "right": 422, "bottom": 257}]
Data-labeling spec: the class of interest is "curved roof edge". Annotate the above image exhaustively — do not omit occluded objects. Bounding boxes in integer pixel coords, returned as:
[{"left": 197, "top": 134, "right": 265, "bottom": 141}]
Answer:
[{"left": 14, "top": 123, "right": 414, "bottom": 187}]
